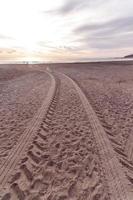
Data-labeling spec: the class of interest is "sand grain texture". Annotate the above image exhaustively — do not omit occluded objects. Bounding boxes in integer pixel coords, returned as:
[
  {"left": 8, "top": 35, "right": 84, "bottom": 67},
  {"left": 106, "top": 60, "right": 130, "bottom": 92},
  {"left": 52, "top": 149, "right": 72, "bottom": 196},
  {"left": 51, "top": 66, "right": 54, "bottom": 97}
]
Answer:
[{"left": 0, "top": 62, "right": 133, "bottom": 200}]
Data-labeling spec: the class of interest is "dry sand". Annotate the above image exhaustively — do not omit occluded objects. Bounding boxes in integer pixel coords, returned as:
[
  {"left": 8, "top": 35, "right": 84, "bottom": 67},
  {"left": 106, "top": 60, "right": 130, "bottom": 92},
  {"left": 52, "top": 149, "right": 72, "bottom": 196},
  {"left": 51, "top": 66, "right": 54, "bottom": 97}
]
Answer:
[
  {"left": 0, "top": 65, "right": 51, "bottom": 167},
  {"left": 0, "top": 62, "right": 133, "bottom": 199}
]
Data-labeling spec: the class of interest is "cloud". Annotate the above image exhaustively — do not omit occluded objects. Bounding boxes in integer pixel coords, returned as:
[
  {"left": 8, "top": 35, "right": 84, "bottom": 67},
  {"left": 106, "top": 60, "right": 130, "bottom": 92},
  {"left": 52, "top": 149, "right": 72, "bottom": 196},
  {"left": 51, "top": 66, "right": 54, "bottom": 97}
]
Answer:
[
  {"left": 38, "top": 40, "right": 78, "bottom": 52},
  {"left": 0, "top": 34, "right": 13, "bottom": 40},
  {"left": 89, "top": 35, "right": 133, "bottom": 49},
  {"left": 7, "top": 49, "right": 16, "bottom": 54},
  {"left": 46, "top": 0, "right": 104, "bottom": 15},
  {"left": 0, "top": 48, "right": 16, "bottom": 54},
  {"left": 73, "top": 16, "right": 133, "bottom": 50},
  {"left": 57, "top": 0, "right": 88, "bottom": 15},
  {"left": 75, "top": 16, "right": 133, "bottom": 35}
]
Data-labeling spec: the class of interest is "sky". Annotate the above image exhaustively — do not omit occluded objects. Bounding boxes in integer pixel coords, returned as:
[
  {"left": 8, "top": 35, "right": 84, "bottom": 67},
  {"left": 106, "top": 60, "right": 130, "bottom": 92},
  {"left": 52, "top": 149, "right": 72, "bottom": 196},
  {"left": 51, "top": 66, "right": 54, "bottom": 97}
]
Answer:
[{"left": 0, "top": 0, "right": 133, "bottom": 62}]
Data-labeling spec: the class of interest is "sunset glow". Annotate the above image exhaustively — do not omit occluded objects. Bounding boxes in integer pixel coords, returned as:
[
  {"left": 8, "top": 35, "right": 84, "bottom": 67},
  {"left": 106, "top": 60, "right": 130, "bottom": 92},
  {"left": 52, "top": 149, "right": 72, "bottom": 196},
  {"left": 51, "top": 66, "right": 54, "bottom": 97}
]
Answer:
[{"left": 0, "top": 0, "right": 133, "bottom": 61}]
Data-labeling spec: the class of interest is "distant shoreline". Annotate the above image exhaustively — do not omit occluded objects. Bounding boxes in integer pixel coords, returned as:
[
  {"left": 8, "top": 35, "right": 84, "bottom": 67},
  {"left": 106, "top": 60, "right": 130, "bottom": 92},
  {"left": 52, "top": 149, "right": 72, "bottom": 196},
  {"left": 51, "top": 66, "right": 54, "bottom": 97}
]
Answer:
[{"left": 0, "top": 57, "right": 133, "bottom": 65}]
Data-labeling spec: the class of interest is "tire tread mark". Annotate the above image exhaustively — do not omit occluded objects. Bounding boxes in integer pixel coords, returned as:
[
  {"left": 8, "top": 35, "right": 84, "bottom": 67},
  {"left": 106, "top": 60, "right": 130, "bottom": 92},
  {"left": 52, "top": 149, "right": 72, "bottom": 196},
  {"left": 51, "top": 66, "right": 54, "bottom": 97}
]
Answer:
[
  {"left": 61, "top": 72, "right": 132, "bottom": 200},
  {"left": 125, "top": 134, "right": 133, "bottom": 162},
  {"left": 0, "top": 71, "right": 56, "bottom": 188}
]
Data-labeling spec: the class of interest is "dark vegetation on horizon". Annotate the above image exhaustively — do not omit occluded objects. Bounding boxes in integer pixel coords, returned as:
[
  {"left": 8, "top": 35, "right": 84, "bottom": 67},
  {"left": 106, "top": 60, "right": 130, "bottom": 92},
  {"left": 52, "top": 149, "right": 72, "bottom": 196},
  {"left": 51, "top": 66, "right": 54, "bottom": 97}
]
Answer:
[{"left": 124, "top": 54, "right": 133, "bottom": 58}]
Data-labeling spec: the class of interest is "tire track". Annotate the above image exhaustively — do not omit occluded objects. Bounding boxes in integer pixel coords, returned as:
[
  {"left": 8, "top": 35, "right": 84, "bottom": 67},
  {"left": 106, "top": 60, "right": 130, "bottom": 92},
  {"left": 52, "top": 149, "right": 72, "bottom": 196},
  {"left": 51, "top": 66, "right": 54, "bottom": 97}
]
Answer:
[
  {"left": 95, "top": 111, "right": 133, "bottom": 186},
  {"left": 0, "top": 71, "right": 50, "bottom": 165},
  {"left": 125, "top": 133, "right": 133, "bottom": 162},
  {"left": 0, "top": 71, "right": 56, "bottom": 191},
  {"left": 83, "top": 95, "right": 133, "bottom": 188},
  {"left": 1, "top": 71, "right": 107, "bottom": 200},
  {"left": 1, "top": 69, "right": 132, "bottom": 199},
  {"left": 1, "top": 85, "right": 59, "bottom": 199},
  {"left": 61, "top": 72, "right": 132, "bottom": 200}
]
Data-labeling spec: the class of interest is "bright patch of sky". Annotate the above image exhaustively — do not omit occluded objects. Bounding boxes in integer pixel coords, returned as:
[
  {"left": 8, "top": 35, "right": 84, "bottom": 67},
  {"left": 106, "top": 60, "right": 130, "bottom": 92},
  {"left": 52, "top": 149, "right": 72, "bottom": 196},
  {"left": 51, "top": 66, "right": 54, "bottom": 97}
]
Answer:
[{"left": 0, "top": 0, "right": 133, "bottom": 61}]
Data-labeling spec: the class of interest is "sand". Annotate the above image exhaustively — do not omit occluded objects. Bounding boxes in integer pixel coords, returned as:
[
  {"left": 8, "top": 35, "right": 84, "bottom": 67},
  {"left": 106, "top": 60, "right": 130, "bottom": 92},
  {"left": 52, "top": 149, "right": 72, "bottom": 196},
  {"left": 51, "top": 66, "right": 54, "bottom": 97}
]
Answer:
[
  {"left": 0, "top": 65, "right": 51, "bottom": 167},
  {"left": 0, "top": 62, "right": 133, "bottom": 199}
]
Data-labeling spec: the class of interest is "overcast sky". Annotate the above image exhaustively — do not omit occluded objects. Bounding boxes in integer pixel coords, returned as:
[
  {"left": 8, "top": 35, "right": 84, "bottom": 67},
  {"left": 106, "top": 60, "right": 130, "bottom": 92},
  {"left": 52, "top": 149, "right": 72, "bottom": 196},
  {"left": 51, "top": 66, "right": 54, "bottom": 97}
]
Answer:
[{"left": 0, "top": 0, "right": 133, "bottom": 61}]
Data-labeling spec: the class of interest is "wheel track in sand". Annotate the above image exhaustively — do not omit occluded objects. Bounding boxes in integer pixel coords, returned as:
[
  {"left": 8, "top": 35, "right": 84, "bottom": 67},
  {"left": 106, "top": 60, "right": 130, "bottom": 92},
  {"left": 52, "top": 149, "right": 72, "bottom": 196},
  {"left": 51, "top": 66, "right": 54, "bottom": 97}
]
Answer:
[
  {"left": 1, "top": 71, "right": 106, "bottom": 200},
  {"left": 1, "top": 70, "right": 106, "bottom": 200},
  {"left": 61, "top": 72, "right": 132, "bottom": 200},
  {"left": 76, "top": 81, "right": 133, "bottom": 189},
  {"left": 93, "top": 107, "right": 133, "bottom": 188},
  {"left": 1, "top": 82, "right": 60, "bottom": 199},
  {"left": 0, "top": 71, "right": 57, "bottom": 194},
  {"left": 0, "top": 79, "right": 50, "bottom": 162},
  {"left": 1, "top": 70, "right": 132, "bottom": 199},
  {"left": 125, "top": 133, "right": 133, "bottom": 163}
]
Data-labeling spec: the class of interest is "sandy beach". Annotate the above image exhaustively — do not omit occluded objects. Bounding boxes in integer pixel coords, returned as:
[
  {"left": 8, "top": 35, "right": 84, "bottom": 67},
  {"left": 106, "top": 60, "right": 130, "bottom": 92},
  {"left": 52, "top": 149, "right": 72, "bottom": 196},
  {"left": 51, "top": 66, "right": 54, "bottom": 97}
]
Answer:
[{"left": 0, "top": 61, "right": 133, "bottom": 199}]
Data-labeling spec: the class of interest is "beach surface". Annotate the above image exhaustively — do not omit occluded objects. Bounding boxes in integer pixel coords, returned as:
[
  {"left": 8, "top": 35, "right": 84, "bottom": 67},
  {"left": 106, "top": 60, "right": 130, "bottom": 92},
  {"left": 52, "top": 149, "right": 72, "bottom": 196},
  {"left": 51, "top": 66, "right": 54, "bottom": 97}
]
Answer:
[{"left": 0, "top": 62, "right": 133, "bottom": 200}]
